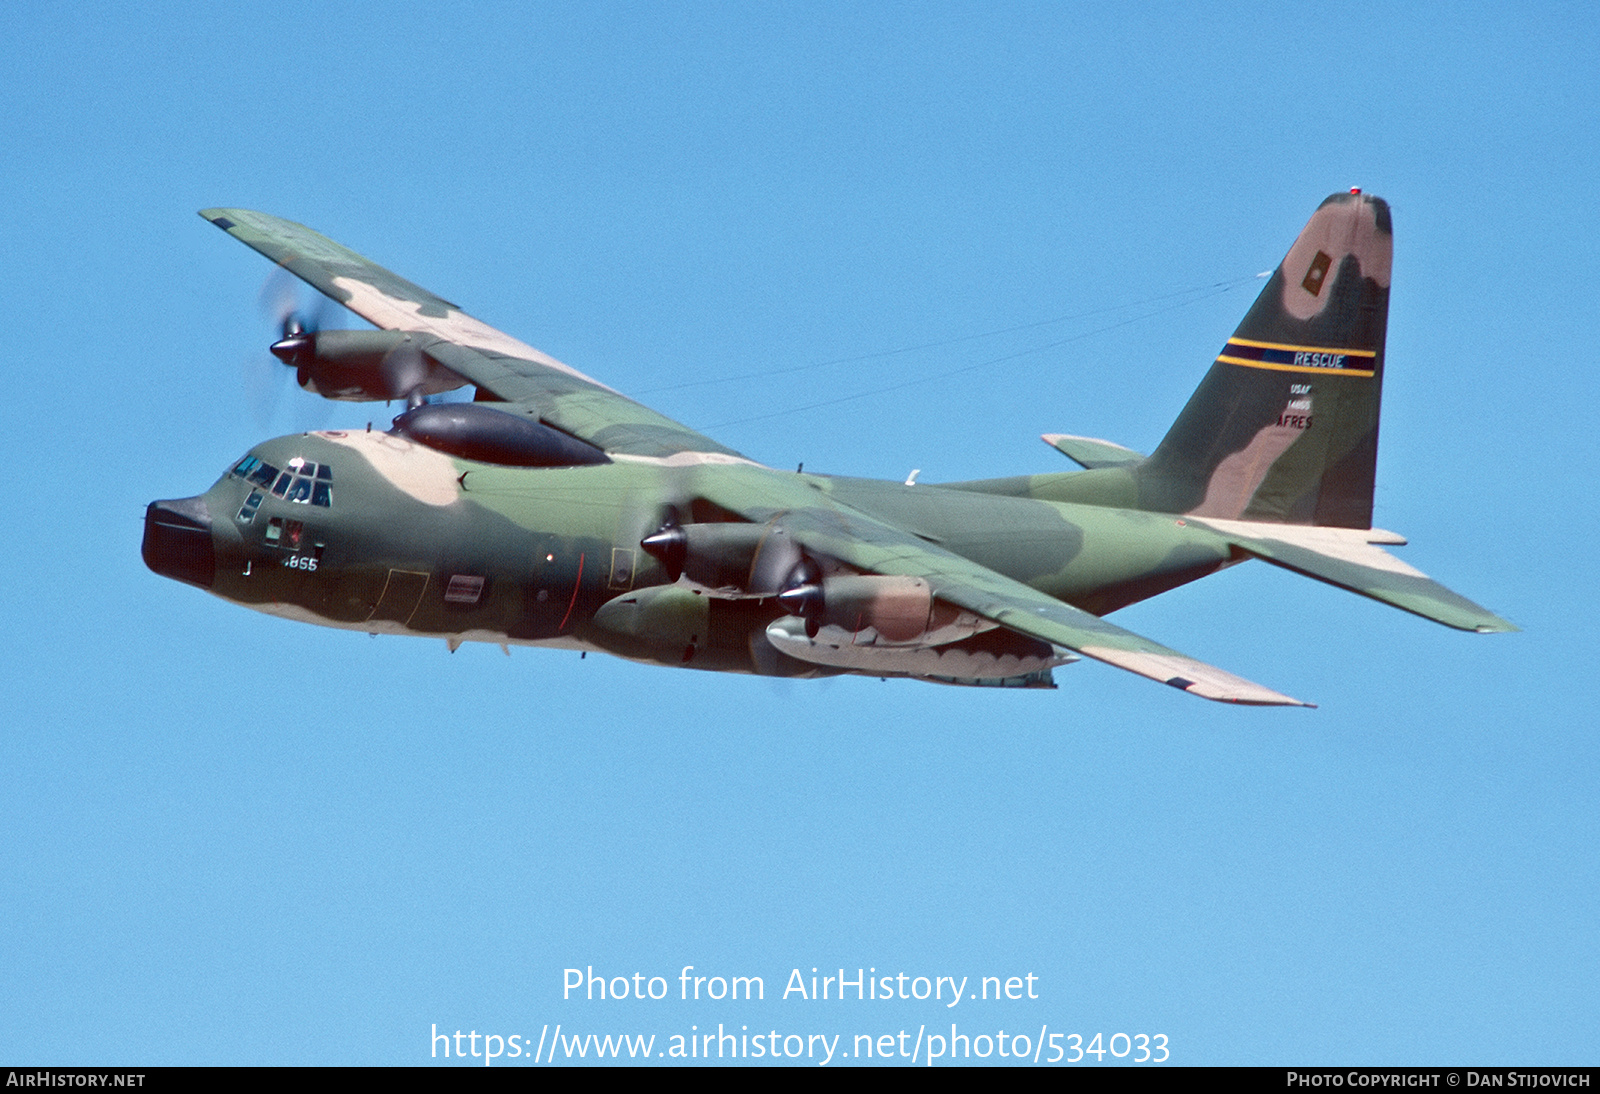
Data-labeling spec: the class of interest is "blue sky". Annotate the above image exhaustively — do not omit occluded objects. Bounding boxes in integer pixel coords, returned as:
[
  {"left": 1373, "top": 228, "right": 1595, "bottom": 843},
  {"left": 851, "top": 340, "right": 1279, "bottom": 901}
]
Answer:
[{"left": 2, "top": 0, "right": 1595, "bottom": 1066}]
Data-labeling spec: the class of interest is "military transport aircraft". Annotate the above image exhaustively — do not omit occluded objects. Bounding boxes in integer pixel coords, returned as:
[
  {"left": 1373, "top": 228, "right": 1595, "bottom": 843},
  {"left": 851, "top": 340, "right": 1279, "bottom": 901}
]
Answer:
[{"left": 143, "top": 191, "right": 1513, "bottom": 706}]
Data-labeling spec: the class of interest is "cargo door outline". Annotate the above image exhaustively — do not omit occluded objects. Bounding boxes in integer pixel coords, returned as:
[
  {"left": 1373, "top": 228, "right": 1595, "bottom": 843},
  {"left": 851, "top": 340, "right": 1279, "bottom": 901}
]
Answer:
[{"left": 367, "top": 569, "right": 430, "bottom": 625}]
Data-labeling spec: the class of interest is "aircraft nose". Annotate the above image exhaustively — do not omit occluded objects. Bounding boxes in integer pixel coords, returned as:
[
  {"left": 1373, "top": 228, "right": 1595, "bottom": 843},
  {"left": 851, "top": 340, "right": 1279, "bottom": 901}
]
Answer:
[{"left": 142, "top": 495, "right": 216, "bottom": 589}]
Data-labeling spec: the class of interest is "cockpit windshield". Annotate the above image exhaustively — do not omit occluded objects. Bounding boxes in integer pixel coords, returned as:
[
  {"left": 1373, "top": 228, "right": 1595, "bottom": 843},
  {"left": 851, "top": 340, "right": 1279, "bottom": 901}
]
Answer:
[{"left": 229, "top": 455, "right": 333, "bottom": 509}]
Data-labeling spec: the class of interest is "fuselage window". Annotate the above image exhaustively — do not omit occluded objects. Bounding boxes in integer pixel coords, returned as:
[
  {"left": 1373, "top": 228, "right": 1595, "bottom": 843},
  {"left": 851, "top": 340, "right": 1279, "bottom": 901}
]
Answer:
[{"left": 263, "top": 517, "right": 306, "bottom": 549}]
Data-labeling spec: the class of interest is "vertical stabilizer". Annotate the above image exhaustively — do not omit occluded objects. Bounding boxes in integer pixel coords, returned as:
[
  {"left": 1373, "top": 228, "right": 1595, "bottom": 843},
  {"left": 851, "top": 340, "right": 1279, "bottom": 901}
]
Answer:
[{"left": 1140, "top": 191, "right": 1392, "bottom": 528}]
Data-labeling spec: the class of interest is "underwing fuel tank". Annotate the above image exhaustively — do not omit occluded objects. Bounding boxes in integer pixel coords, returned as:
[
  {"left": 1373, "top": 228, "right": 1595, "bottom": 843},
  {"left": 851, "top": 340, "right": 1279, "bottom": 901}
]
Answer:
[{"left": 389, "top": 403, "right": 611, "bottom": 468}]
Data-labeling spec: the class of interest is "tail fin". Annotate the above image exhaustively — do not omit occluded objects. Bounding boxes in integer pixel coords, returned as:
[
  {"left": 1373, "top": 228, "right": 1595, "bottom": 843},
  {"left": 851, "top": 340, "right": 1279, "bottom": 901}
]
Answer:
[{"left": 1139, "top": 191, "right": 1392, "bottom": 528}]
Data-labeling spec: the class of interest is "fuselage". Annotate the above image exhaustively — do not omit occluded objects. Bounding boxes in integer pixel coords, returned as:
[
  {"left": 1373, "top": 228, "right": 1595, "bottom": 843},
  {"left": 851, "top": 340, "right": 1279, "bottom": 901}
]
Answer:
[{"left": 143, "top": 428, "right": 1237, "bottom": 681}]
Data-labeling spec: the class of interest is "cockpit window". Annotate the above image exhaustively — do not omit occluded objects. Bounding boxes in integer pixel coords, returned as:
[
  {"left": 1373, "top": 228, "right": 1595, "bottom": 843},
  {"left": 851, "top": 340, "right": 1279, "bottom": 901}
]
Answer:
[
  {"left": 230, "top": 455, "right": 333, "bottom": 507},
  {"left": 236, "top": 490, "right": 264, "bottom": 524},
  {"left": 231, "top": 455, "right": 281, "bottom": 489}
]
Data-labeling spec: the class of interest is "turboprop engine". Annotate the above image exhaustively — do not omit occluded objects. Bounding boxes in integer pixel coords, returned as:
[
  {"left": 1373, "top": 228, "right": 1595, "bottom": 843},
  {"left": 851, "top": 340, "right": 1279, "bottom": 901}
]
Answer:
[
  {"left": 637, "top": 520, "right": 1074, "bottom": 684},
  {"left": 639, "top": 520, "right": 811, "bottom": 596},
  {"left": 269, "top": 328, "right": 469, "bottom": 402},
  {"left": 767, "top": 573, "right": 1075, "bottom": 683},
  {"left": 775, "top": 574, "right": 988, "bottom": 646}
]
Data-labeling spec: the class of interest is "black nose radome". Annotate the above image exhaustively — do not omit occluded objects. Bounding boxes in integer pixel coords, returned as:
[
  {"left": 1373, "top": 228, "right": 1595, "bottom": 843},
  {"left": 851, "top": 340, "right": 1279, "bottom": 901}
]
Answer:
[{"left": 143, "top": 496, "right": 215, "bottom": 589}]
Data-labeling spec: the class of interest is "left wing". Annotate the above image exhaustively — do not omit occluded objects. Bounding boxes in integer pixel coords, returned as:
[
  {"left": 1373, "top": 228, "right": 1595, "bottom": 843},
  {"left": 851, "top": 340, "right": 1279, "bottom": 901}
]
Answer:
[
  {"left": 201, "top": 208, "right": 744, "bottom": 460},
  {"left": 701, "top": 467, "right": 1312, "bottom": 706}
]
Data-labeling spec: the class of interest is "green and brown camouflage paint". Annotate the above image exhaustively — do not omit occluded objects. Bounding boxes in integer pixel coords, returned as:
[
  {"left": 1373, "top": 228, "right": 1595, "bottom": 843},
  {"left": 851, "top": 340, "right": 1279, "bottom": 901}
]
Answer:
[{"left": 143, "top": 193, "right": 1511, "bottom": 706}]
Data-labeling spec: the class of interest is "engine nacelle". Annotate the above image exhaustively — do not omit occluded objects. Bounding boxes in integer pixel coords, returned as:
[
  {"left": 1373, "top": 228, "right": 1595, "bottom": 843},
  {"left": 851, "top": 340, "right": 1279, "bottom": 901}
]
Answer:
[
  {"left": 793, "top": 574, "right": 989, "bottom": 647},
  {"left": 640, "top": 521, "right": 804, "bottom": 594},
  {"left": 273, "top": 329, "right": 470, "bottom": 402}
]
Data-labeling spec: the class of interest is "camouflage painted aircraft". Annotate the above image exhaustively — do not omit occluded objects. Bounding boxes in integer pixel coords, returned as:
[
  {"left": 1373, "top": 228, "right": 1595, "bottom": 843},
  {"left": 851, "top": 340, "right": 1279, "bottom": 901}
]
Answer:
[{"left": 143, "top": 191, "right": 1513, "bottom": 707}]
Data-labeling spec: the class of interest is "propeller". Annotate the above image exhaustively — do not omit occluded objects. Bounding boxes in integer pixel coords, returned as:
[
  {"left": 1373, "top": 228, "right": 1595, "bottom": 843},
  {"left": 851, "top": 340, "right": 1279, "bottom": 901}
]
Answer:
[
  {"left": 260, "top": 267, "right": 329, "bottom": 371},
  {"left": 776, "top": 569, "right": 823, "bottom": 618},
  {"left": 639, "top": 512, "right": 824, "bottom": 596},
  {"left": 774, "top": 555, "right": 823, "bottom": 636},
  {"left": 244, "top": 268, "right": 333, "bottom": 430},
  {"left": 747, "top": 522, "right": 807, "bottom": 597},
  {"left": 380, "top": 337, "right": 432, "bottom": 408},
  {"left": 639, "top": 507, "right": 687, "bottom": 581},
  {"left": 269, "top": 315, "right": 316, "bottom": 370}
]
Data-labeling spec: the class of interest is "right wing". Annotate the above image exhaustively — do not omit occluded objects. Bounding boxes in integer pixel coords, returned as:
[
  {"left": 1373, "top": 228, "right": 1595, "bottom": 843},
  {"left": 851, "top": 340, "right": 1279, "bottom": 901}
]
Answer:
[
  {"left": 201, "top": 208, "right": 745, "bottom": 460},
  {"left": 701, "top": 466, "right": 1312, "bottom": 706}
]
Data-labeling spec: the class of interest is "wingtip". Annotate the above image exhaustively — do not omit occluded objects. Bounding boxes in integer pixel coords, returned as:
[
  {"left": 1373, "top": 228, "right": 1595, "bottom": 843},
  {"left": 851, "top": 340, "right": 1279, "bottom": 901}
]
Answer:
[
  {"left": 1165, "top": 673, "right": 1312, "bottom": 707},
  {"left": 1224, "top": 693, "right": 1317, "bottom": 709},
  {"left": 199, "top": 208, "right": 240, "bottom": 230},
  {"left": 1196, "top": 685, "right": 1316, "bottom": 709}
]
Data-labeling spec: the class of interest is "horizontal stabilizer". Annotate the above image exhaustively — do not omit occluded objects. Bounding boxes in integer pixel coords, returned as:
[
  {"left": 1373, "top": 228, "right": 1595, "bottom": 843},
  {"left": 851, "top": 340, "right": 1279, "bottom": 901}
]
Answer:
[
  {"left": 1042, "top": 434, "right": 1146, "bottom": 469},
  {"left": 1189, "top": 518, "right": 1518, "bottom": 633}
]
